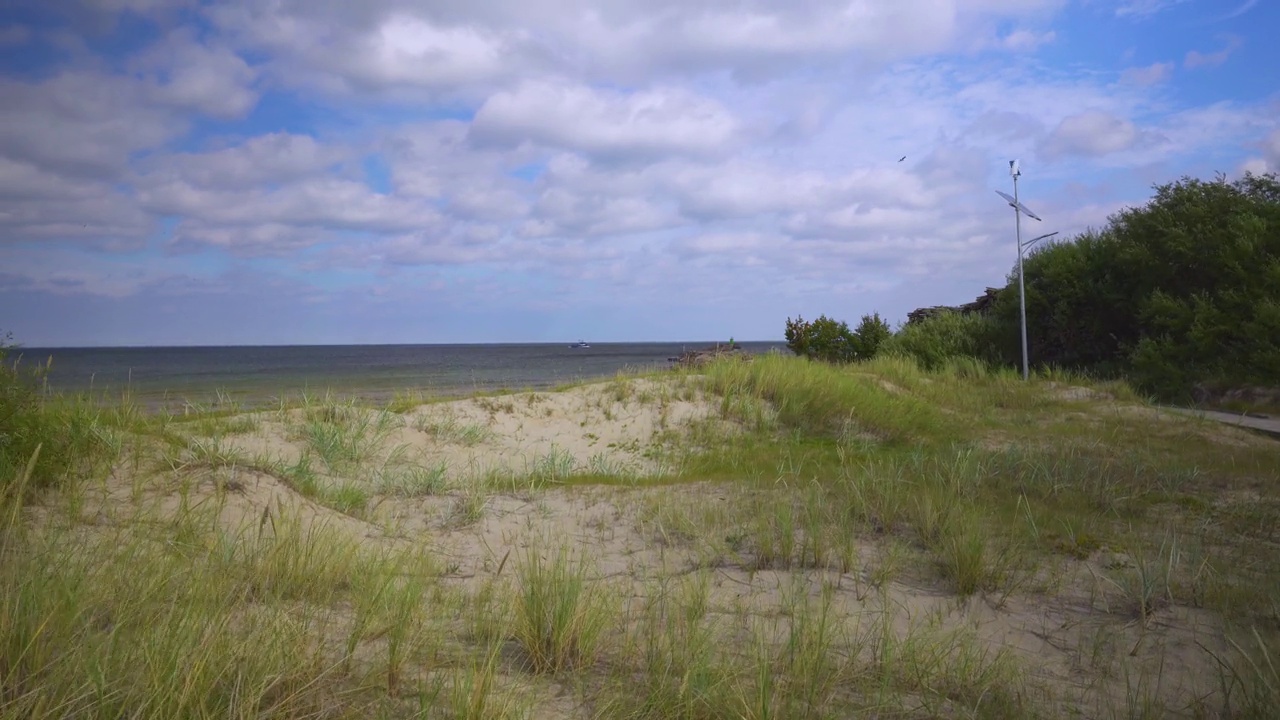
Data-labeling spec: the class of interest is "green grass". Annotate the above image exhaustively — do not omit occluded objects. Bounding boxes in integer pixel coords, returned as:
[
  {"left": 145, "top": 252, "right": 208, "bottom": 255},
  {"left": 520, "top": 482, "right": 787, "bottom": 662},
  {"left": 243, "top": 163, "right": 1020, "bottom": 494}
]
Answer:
[
  {"left": 413, "top": 412, "right": 494, "bottom": 446},
  {"left": 700, "top": 352, "right": 958, "bottom": 444},
  {"left": 0, "top": 491, "right": 431, "bottom": 718},
  {"left": 1, "top": 354, "right": 117, "bottom": 496},
  {"left": 5, "top": 349, "right": 1280, "bottom": 719},
  {"left": 293, "top": 402, "right": 402, "bottom": 472},
  {"left": 510, "top": 545, "right": 613, "bottom": 674}
]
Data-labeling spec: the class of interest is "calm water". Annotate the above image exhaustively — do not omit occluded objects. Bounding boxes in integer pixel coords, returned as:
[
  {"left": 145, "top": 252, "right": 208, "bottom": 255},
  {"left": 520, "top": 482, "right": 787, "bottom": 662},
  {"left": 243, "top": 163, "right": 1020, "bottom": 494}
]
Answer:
[{"left": 11, "top": 342, "right": 786, "bottom": 409}]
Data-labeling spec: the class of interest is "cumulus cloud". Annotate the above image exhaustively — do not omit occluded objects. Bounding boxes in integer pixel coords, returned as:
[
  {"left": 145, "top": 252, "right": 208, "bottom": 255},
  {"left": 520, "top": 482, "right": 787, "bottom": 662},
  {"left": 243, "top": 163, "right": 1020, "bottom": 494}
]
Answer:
[
  {"left": 1120, "top": 62, "right": 1173, "bottom": 86},
  {"left": 203, "top": 0, "right": 1065, "bottom": 93},
  {"left": 3, "top": 0, "right": 1278, "bottom": 344},
  {"left": 136, "top": 178, "right": 438, "bottom": 233},
  {"left": 998, "top": 29, "right": 1056, "bottom": 52},
  {"left": 206, "top": 4, "right": 544, "bottom": 99},
  {"left": 0, "top": 72, "right": 182, "bottom": 180},
  {"left": 470, "top": 80, "right": 741, "bottom": 161},
  {"left": 167, "top": 222, "right": 332, "bottom": 257},
  {"left": 1042, "top": 110, "right": 1141, "bottom": 158},
  {"left": 130, "top": 32, "right": 259, "bottom": 119},
  {"left": 140, "top": 133, "right": 349, "bottom": 189}
]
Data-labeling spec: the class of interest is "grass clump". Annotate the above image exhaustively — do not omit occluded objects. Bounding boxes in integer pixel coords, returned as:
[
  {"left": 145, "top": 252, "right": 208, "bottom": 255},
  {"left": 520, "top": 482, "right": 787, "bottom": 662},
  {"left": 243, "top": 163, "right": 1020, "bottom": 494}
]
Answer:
[
  {"left": 414, "top": 411, "right": 493, "bottom": 446},
  {"left": 511, "top": 545, "right": 613, "bottom": 674},
  {"left": 294, "top": 400, "right": 400, "bottom": 473},
  {"left": 377, "top": 462, "right": 450, "bottom": 497},
  {"left": 2, "top": 339, "right": 114, "bottom": 497},
  {"left": 446, "top": 642, "right": 530, "bottom": 719},
  {"left": 701, "top": 351, "right": 953, "bottom": 444},
  {"left": 599, "top": 572, "right": 736, "bottom": 719},
  {"left": 0, "top": 500, "right": 376, "bottom": 717}
]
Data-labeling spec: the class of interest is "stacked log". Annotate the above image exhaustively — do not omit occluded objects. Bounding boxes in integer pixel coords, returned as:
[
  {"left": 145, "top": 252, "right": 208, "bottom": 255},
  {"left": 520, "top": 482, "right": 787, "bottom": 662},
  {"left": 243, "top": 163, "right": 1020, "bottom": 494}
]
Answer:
[{"left": 905, "top": 287, "right": 1001, "bottom": 326}]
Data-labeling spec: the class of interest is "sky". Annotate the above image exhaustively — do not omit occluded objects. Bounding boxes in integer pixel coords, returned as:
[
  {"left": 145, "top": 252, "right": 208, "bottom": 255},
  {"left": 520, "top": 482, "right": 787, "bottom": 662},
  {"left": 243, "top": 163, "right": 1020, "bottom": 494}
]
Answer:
[{"left": 0, "top": 0, "right": 1277, "bottom": 347}]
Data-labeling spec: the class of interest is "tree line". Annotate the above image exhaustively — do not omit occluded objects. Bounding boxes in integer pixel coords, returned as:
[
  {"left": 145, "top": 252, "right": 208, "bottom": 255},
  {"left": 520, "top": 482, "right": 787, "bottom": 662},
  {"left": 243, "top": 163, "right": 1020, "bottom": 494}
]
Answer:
[{"left": 785, "top": 172, "right": 1280, "bottom": 403}]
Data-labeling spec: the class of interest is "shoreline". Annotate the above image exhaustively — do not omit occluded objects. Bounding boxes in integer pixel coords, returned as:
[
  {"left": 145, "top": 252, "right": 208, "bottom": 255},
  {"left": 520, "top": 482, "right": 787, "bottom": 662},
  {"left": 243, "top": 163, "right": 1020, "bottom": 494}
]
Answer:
[{"left": 7, "top": 354, "right": 1278, "bottom": 718}]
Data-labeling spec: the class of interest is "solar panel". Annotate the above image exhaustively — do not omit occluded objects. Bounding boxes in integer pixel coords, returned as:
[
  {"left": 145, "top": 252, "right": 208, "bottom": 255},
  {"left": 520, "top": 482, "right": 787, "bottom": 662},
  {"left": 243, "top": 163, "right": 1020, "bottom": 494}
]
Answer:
[{"left": 994, "top": 190, "right": 1042, "bottom": 222}]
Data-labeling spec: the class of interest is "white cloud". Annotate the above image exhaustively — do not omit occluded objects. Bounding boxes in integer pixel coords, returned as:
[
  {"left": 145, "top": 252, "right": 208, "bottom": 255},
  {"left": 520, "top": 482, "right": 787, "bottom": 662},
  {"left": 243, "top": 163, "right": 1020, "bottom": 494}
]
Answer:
[
  {"left": 999, "top": 29, "right": 1057, "bottom": 52},
  {"left": 140, "top": 133, "right": 349, "bottom": 189},
  {"left": 136, "top": 177, "right": 438, "bottom": 233},
  {"left": 1043, "top": 110, "right": 1141, "bottom": 158},
  {"left": 1120, "top": 61, "right": 1173, "bottom": 86},
  {"left": 1185, "top": 35, "right": 1243, "bottom": 68},
  {"left": 358, "top": 15, "right": 516, "bottom": 88},
  {"left": 203, "top": 0, "right": 1066, "bottom": 94},
  {"left": 0, "top": 72, "right": 183, "bottom": 179},
  {"left": 1220, "top": 0, "right": 1259, "bottom": 20},
  {"left": 1256, "top": 128, "right": 1280, "bottom": 172},
  {"left": 167, "top": 222, "right": 331, "bottom": 257},
  {"left": 0, "top": 158, "right": 153, "bottom": 247},
  {"left": 131, "top": 32, "right": 259, "bottom": 119},
  {"left": 4, "top": 0, "right": 1278, "bottom": 344},
  {"left": 470, "top": 80, "right": 741, "bottom": 161},
  {"left": 1115, "top": 0, "right": 1190, "bottom": 18}
]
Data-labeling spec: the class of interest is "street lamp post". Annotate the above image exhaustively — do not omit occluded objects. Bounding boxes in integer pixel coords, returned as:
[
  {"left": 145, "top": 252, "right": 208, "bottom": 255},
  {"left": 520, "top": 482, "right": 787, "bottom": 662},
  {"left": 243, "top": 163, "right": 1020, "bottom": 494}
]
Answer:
[{"left": 994, "top": 160, "right": 1055, "bottom": 381}]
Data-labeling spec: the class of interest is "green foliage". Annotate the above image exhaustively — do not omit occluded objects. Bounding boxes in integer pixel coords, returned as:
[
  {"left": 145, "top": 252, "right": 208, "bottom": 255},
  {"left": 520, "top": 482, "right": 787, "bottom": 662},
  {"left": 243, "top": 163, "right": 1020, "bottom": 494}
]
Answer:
[
  {"left": 785, "top": 314, "right": 855, "bottom": 363},
  {"left": 982, "top": 172, "right": 1280, "bottom": 399},
  {"left": 879, "top": 311, "right": 1005, "bottom": 371},
  {"left": 1, "top": 332, "right": 111, "bottom": 496},
  {"left": 784, "top": 313, "right": 890, "bottom": 364},
  {"left": 852, "top": 312, "right": 893, "bottom": 359}
]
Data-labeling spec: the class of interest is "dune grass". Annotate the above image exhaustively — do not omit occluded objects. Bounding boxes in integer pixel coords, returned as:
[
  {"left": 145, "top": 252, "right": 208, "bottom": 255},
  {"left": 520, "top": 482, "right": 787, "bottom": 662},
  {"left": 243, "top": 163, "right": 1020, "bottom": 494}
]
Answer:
[{"left": 4, "top": 349, "right": 1279, "bottom": 718}]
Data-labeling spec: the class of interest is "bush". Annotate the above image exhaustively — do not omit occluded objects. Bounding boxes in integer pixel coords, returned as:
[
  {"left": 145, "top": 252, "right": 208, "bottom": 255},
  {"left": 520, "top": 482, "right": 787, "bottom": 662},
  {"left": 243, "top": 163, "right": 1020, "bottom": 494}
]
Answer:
[
  {"left": 785, "top": 315, "right": 857, "bottom": 363},
  {"left": 785, "top": 313, "right": 892, "bottom": 364},
  {"left": 987, "top": 172, "right": 1280, "bottom": 399},
  {"left": 852, "top": 312, "right": 893, "bottom": 359},
  {"left": 1, "top": 333, "right": 110, "bottom": 496},
  {"left": 879, "top": 312, "right": 1005, "bottom": 372}
]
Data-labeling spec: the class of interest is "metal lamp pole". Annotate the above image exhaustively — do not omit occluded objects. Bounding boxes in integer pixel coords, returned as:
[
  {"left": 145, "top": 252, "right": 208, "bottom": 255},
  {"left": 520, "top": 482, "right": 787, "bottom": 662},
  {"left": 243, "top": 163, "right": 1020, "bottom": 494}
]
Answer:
[
  {"left": 995, "top": 161, "right": 1054, "bottom": 381},
  {"left": 1013, "top": 165, "right": 1030, "bottom": 381},
  {"left": 1017, "top": 229, "right": 1059, "bottom": 379}
]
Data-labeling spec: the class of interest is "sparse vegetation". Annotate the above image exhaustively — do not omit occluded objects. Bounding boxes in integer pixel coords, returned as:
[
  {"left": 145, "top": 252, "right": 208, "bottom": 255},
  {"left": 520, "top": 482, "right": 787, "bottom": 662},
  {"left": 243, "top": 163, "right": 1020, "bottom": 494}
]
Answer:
[{"left": 4, "top": 330, "right": 1278, "bottom": 718}]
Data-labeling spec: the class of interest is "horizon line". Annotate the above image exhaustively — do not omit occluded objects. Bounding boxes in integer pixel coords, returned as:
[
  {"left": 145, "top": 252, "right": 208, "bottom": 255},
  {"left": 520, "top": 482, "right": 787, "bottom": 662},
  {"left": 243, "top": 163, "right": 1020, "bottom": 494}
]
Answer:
[{"left": 10, "top": 339, "right": 786, "bottom": 351}]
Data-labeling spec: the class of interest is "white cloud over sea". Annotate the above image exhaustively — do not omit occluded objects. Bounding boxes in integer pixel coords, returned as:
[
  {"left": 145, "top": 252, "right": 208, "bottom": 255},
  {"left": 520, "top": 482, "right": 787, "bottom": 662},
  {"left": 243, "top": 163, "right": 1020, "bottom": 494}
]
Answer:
[{"left": 1, "top": 0, "right": 1277, "bottom": 345}]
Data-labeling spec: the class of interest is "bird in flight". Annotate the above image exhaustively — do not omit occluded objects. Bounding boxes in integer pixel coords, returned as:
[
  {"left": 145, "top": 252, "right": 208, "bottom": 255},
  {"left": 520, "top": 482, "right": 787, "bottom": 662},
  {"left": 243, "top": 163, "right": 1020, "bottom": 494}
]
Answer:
[{"left": 898, "top": 156, "right": 907, "bottom": 162}]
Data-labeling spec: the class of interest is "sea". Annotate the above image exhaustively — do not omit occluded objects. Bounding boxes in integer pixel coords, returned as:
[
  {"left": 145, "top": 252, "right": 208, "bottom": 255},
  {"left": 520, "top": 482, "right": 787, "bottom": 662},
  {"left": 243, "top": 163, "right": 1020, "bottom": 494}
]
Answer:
[{"left": 8, "top": 341, "right": 787, "bottom": 410}]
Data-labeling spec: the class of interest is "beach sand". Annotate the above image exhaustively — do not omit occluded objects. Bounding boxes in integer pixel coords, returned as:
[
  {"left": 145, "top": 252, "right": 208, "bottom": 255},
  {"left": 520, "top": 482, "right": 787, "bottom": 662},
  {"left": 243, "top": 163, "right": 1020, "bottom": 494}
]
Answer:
[{"left": 30, "top": 370, "right": 1279, "bottom": 718}]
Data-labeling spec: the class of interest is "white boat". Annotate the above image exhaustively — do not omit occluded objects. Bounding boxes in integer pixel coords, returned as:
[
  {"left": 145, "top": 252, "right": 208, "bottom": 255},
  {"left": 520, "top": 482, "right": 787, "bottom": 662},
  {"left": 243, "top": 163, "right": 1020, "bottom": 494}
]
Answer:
[{"left": 569, "top": 340, "right": 591, "bottom": 348}]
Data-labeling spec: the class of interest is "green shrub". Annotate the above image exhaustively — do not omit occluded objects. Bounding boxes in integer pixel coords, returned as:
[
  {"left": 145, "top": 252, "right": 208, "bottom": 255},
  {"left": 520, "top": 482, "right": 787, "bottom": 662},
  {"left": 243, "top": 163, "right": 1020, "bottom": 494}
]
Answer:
[
  {"left": 785, "top": 313, "right": 891, "bottom": 364},
  {"left": 982, "top": 172, "right": 1280, "bottom": 399},
  {"left": 785, "top": 314, "right": 856, "bottom": 363},
  {"left": 852, "top": 312, "right": 893, "bottom": 359},
  {"left": 879, "top": 312, "right": 1004, "bottom": 371},
  {"left": 1, "top": 333, "right": 110, "bottom": 496}
]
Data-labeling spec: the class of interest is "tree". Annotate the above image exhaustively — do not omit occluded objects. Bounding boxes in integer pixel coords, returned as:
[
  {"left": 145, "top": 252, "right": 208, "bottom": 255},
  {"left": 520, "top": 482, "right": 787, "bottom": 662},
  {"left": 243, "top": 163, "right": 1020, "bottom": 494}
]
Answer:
[
  {"left": 785, "top": 313, "right": 891, "bottom": 364},
  {"left": 851, "top": 313, "right": 892, "bottom": 360},
  {"left": 986, "top": 171, "right": 1280, "bottom": 399}
]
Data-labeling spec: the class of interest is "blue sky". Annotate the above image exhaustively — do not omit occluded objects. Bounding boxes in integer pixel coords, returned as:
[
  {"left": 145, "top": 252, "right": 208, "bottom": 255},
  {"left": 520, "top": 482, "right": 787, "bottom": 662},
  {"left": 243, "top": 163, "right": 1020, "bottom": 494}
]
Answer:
[{"left": 1, "top": 0, "right": 1277, "bottom": 347}]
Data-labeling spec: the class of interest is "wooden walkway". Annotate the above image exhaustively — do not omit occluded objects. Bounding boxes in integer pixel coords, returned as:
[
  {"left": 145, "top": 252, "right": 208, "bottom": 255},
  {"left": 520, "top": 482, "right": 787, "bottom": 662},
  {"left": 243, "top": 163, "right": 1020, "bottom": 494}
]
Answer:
[{"left": 1163, "top": 408, "right": 1280, "bottom": 439}]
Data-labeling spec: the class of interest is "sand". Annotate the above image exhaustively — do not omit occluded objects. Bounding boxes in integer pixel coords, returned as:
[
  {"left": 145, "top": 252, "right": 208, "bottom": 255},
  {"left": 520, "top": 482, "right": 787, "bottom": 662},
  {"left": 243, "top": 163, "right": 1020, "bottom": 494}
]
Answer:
[{"left": 54, "top": 373, "right": 1275, "bottom": 718}]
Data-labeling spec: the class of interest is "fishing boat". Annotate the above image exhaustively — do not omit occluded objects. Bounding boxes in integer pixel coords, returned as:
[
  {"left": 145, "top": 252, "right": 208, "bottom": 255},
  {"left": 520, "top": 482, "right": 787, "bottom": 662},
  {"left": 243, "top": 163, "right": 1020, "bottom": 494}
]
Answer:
[{"left": 569, "top": 340, "right": 591, "bottom": 348}]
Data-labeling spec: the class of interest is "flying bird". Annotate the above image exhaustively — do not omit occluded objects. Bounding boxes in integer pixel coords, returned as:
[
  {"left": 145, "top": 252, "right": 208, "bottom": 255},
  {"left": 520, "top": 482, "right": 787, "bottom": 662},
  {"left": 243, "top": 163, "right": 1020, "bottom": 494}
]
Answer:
[{"left": 898, "top": 156, "right": 907, "bottom": 162}]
